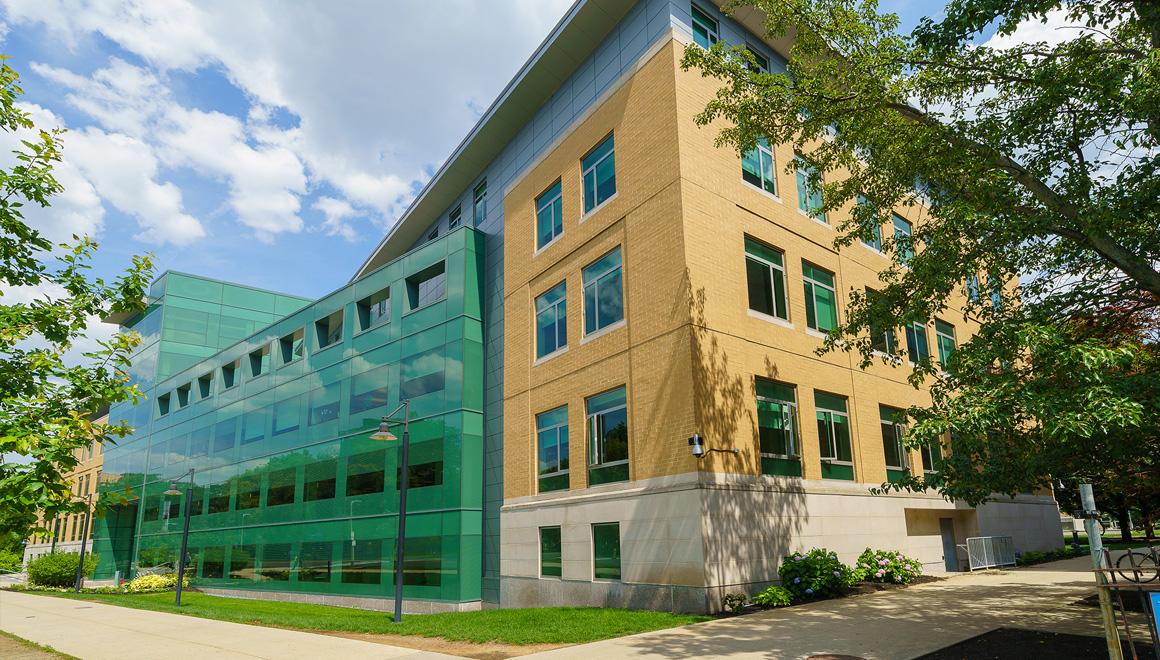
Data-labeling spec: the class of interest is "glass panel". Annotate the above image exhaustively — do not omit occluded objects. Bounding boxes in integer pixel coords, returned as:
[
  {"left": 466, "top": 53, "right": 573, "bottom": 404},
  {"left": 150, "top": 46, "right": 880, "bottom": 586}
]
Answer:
[
  {"left": 235, "top": 474, "right": 260, "bottom": 510},
  {"left": 258, "top": 543, "right": 292, "bottom": 581},
  {"left": 540, "top": 527, "right": 562, "bottom": 577},
  {"left": 309, "top": 384, "right": 341, "bottom": 426},
  {"left": 795, "top": 156, "right": 825, "bottom": 221},
  {"left": 407, "top": 262, "right": 447, "bottom": 310},
  {"left": 350, "top": 364, "right": 390, "bottom": 414},
  {"left": 213, "top": 418, "right": 236, "bottom": 455},
  {"left": 202, "top": 546, "right": 225, "bottom": 578},
  {"left": 893, "top": 215, "right": 913, "bottom": 263},
  {"left": 346, "top": 450, "right": 386, "bottom": 497},
  {"left": 535, "top": 281, "right": 567, "bottom": 358},
  {"left": 586, "top": 387, "right": 628, "bottom": 476},
  {"left": 266, "top": 467, "right": 296, "bottom": 507},
  {"left": 299, "top": 541, "right": 332, "bottom": 583},
  {"left": 403, "top": 536, "right": 442, "bottom": 586},
  {"left": 279, "top": 330, "right": 304, "bottom": 365},
  {"left": 582, "top": 248, "right": 623, "bottom": 334},
  {"left": 592, "top": 522, "right": 621, "bottom": 580},
  {"left": 341, "top": 538, "right": 382, "bottom": 584},
  {"left": 473, "top": 180, "right": 487, "bottom": 225},
  {"left": 400, "top": 348, "right": 445, "bottom": 399},
  {"left": 229, "top": 545, "right": 256, "bottom": 580},
  {"left": 316, "top": 310, "right": 344, "bottom": 349},
  {"left": 691, "top": 4, "right": 718, "bottom": 48},
  {"left": 358, "top": 288, "right": 391, "bottom": 331},
  {"left": 304, "top": 459, "right": 337, "bottom": 502},
  {"left": 536, "top": 180, "right": 563, "bottom": 249},
  {"left": 581, "top": 134, "right": 615, "bottom": 213},
  {"left": 272, "top": 396, "right": 302, "bottom": 436}
]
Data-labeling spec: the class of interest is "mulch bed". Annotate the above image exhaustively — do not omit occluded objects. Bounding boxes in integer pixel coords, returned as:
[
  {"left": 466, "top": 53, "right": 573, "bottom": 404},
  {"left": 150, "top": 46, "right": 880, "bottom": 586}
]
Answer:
[
  {"left": 914, "top": 627, "right": 1154, "bottom": 660},
  {"left": 846, "top": 574, "right": 943, "bottom": 596},
  {"left": 1073, "top": 591, "right": 1155, "bottom": 614}
]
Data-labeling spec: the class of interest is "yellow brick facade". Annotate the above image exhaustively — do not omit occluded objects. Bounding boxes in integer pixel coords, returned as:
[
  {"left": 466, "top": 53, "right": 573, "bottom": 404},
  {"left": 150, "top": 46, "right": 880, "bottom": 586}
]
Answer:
[{"left": 25, "top": 424, "right": 104, "bottom": 562}]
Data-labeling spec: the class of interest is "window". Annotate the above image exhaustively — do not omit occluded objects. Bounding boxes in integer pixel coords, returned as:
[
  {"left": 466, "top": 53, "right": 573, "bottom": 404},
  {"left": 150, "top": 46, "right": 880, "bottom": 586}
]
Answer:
[
  {"left": 399, "top": 348, "right": 445, "bottom": 399},
  {"left": 448, "top": 205, "right": 462, "bottom": 230},
  {"left": 921, "top": 440, "right": 943, "bottom": 473},
  {"left": 191, "top": 425, "right": 211, "bottom": 457},
  {"left": 221, "top": 359, "right": 239, "bottom": 389},
  {"left": 304, "top": 459, "right": 337, "bottom": 501},
  {"left": 745, "top": 237, "right": 787, "bottom": 320},
  {"left": 893, "top": 215, "right": 913, "bottom": 264},
  {"left": 202, "top": 547, "right": 225, "bottom": 578},
  {"left": 745, "top": 44, "right": 769, "bottom": 73},
  {"left": 536, "top": 406, "right": 569, "bottom": 492},
  {"left": 299, "top": 542, "right": 332, "bottom": 583},
  {"left": 536, "top": 180, "right": 563, "bottom": 249},
  {"left": 905, "top": 321, "right": 929, "bottom": 364},
  {"left": 535, "top": 282, "right": 567, "bottom": 358},
  {"left": 880, "top": 405, "right": 908, "bottom": 472},
  {"left": 207, "top": 482, "right": 231, "bottom": 514},
  {"left": 398, "top": 457, "right": 444, "bottom": 489},
  {"left": 157, "top": 393, "right": 171, "bottom": 417},
  {"left": 426, "top": 226, "right": 438, "bottom": 242},
  {"left": 236, "top": 474, "right": 260, "bottom": 510},
  {"left": 802, "top": 262, "right": 838, "bottom": 332},
  {"left": 742, "top": 137, "right": 777, "bottom": 195},
  {"left": 582, "top": 247, "right": 624, "bottom": 335},
  {"left": 357, "top": 287, "right": 390, "bottom": 331},
  {"left": 259, "top": 544, "right": 292, "bottom": 581},
  {"left": 241, "top": 407, "right": 266, "bottom": 446},
  {"left": 350, "top": 364, "right": 390, "bottom": 415},
  {"left": 857, "top": 195, "right": 882, "bottom": 251},
  {"left": 586, "top": 387, "right": 628, "bottom": 485},
  {"left": 935, "top": 319, "right": 956, "bottom": 367},
  {"left": 197, "top": 372, "right": 214, "bottom": 399},
  {"left": 406, "top": 261, "right": 447, "bottom": 310},
  {"left": 189, "top": 484, "right": 204, "bottom": 517},
  {"left": 309, "top": 384, "right": 341, "bottom": 426},
  {"left": 272, "top": 396, "right": 301, "bottom": 435},
  {"left": 473, "top": 180, "right": 487, "bottom": 226},
  {"left": 341, "top": 538, "right": 382, "bottom": 584},
  {"left": 279, "top": 330, "right": 304, "bottom": 365},
  {"left": 266, "top": 467, "right": 296, "bottom": 507},
  {"left": 213, "top": 418, "right": 236, "bottom": 455},
  {"left": 229, "top": 545, "right": 256, "bottom": 580},
  {"left": 250, "top": 344, "right": 271, "bottom": 377},
  {"left": 346, "top": 450, "right": 386, "bottom": 497},
  {"left": 795, "top": 156, "right": 825, "bottom": 222},
  {"left": 756, "top": 379, "right": 801, "bottom": 476},
  {"left": 691, "top": 4, "right": 718, "bottom": 48},
  {"left": 581, "top": 134, "right": 616, "bottom": 214},
  {"left": 987, "top": 274, "right": 1003, "bottom": 311},
  {"left": 815, "top": 391, "right": 853, "bottom": 480},
  {"left": 540, "top": 526, "right": 562, "bottom": 577},
  {"left": 315, "top": 310, "right": 343, "bottom": 350},
  {"left": 592, "top": 522, "right": 621, "bottom": 580},
  {"left": 403, "top": 536, "right": 442, "bottom": 586},
  {"left": 965, "top": 274, "right": 981, "bottom": 303},
  {"left": 866, "top": 288, "right": 897, "bottom": 354},
  {"left": 176, "top": 383, "right": 191, "bottom": 408}
]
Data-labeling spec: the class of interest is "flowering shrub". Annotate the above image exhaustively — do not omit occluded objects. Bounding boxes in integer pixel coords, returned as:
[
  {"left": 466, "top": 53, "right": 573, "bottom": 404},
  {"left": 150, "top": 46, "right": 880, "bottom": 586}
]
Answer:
[
  {"left": 778, "top": 548, "right": 854, "bottom": 600},
  {"left": 751, "top": 585, "right": 794, "bottom": 608},
  {"left": 854, "top": 548, "right": 923, "bottom": 584},
  {"left": 722, "top": 592, "right": 748, "bottom": 613},
  {"left": 125, "top": 573, "right": 188, "bottom": 593}
]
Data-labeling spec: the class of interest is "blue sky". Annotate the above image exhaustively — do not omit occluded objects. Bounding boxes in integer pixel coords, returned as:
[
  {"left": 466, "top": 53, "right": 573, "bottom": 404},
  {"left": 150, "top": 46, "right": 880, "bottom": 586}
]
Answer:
[{"left": 0, "top": 0, "right": 946, "bottom": 308}]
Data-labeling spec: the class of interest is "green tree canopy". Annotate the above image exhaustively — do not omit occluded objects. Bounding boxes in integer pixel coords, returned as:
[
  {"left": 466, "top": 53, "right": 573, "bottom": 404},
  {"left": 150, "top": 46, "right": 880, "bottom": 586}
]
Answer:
[
  {"left": 0, "top": 56, "right": 153, "bottom": 536},
  {"left": 682, "top": 0, "right": 1158, "bottom": 504}
]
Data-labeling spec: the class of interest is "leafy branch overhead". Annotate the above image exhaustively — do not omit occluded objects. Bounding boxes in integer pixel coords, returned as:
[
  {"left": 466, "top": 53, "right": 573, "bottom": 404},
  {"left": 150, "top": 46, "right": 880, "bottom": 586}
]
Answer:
[
  {"left": 0, "top": 55, "right": 154, "bottom": 536},
  {"left": 682, "top": 0, "right": 1158, "bottom": 504}
]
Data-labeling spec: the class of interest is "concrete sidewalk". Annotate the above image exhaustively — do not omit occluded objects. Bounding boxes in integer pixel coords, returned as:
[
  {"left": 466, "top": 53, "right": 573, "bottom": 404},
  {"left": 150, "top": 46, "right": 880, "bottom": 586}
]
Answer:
[
  {"left": 0, "top": 590, "right": 461, "bottom": 660},
  {"left": 522, "top": 556, "right": 1108, "bottom": 660}
]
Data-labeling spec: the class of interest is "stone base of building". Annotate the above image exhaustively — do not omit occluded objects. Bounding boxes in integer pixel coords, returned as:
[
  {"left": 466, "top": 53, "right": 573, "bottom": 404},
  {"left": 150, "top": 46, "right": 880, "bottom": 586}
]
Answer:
[{"left": 194, "top": 587, "right": 482, "bottom": 614}]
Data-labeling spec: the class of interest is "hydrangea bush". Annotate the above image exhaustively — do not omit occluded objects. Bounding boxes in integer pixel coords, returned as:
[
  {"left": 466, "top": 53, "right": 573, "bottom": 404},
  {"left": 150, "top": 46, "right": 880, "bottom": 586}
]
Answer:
[
  {"left": 778, "top": 548, "right": 854, "bottom": 600},
  {"left": 854, "top": 548, "right": 923, "bottom": 584}
]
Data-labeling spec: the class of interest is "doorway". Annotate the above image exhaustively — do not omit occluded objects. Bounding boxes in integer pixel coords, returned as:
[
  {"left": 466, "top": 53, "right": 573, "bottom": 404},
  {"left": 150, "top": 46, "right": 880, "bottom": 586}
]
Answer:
[{"left": 939, "top": 517, "right": 958, "bottom": 572}]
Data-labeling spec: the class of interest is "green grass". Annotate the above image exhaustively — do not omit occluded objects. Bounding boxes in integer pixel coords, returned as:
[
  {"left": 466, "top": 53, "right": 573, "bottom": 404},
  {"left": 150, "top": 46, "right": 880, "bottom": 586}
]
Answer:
[
  {"left": 27, "top": 591, "right": 711, "bottom": 645},
  {"left": 0, "top": 629, "right": 79, "bottom": 659}
]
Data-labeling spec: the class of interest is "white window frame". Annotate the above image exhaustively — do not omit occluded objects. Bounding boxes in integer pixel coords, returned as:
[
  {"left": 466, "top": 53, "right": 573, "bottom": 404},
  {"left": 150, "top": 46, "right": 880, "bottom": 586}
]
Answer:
[
  {"left": 746, "top": 246, "right": 788, "bottom": 321},
  {"left": 582, "top": 248, "right": 624, "bottom": 336},
  {"left": 535, "top": 181, "right": 564, "bottom": 250},
  {"left": 742, "top": 139, "right": 778, "bottom": 197},
  {"left": 816, "top": 406, "right": 852, "bottom": 465},
  {"left": 758, "top": 398, "right": 800, "bottom": 459},
  {"left": 691, "top": 4, "right": 719, "bottom": 48},
  {"left": 587, "top": 400, "right": 628, "bottom": 469},
  {"left": 537, "top": 413, "right": 569, "bottom": 480},
  {"left": 534, "top": 282, "right": 567, "bottom": 359},
  {"left": 803, "top": 266, "right": 837, "bottom": 332},
  {"left": 935, "top": 320, "right": 956, "bottom": 366},
  {"left": 581, "top": 135, "right": 616, "bottom": 216}
]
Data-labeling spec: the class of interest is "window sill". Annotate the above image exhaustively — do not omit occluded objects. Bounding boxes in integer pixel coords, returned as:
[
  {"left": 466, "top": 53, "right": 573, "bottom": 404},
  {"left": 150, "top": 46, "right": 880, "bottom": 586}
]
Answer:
[
  {"left": 533, "top": 345, "right": 569, "bottom": 366},
  {"left": 743, "top": 180, "right": 782, "bottom": 204},
  {"left": 534, "top": 233, "right": 563, "bottom": 257},
  {"left": 747, "top": 309, "right": 793, "bottom": 329},
  {"left": 761, "top": 453, "right": 801, "bottom": 461},
  {"left": 805, "top": 328, "right": 831, "bottom": 340},
  {"left": 861, "top": 243, "right": 885, "bottom": 256},
  {"left": 581, "top": 319, "right": 626, "bottom": 345},
  {"left": 820, "top": 460, "right": 854, "bottom": 466},
  {"left": 796, "top": 210, "right": 832, "bottom": 228},
  {"left": 579, "top": 192, "right": 618, "bottom": 223}
]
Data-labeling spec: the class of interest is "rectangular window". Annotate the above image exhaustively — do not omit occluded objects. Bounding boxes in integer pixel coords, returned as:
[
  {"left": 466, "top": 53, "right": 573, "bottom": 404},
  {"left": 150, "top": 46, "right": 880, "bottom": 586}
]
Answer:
[
  {"left": 536, "top": 179, "right": 564, "bottom": 249},
  {"left": 188, "top": 484, "right": 204, "bottom": 517},
  {"left": 197, "top": 372, "right": 214, "bottom": 399},
  {"left": 448, "top": 205, "right": 462, "bottom": 230},
  {"left": 235, "top": 474, "right": 260, "bottom": 510},
  {"left": 399, "top": 348, "right": 445, "bottom": 399},
  {"left": 893, "top": 215, "right": 913, "bottom": 264},
  {"left": 398, "top": 458, "right": 444, "bottom": 490},
  {"left": 272, "top": 396, "right": 301, "bottom": 436},
  {"left": 202, "top": 547, "right": 225, "bottom": 579},
  {"left": 229, "top": 545, "right": 255, "bottom": 581},
  {"left": 473, "top": 180, "right": 487, "bottom": 225},
  {"left": 176, "top": 383, "right": 191, "bottom": 408},
  {"left": 581, "top": 133, "right": 616, "bottom": 214},
  {"left": 880, "top": 405, "right": 908, "bottom": 473},
  {"left": 857, "top": 195, "right": 882, "bottom": 250},
  {"left": 357, "top": 287, "right": 390, "bottom": 331},
  {"left": 536, "top": 406, "right": 569, "bottom": 492},
  {"left": 299, "top": 541, "right": 332, "bottom": 583},
  {"left": 341, "top": 538, "right": 382, "bottom": 584},
  {"left": 315, "top": 310, "right": 343, "bottom": 349},
  {"left": 258, "top": 544, "right": 291, "bottom": 581},
  {"left": 905, "top": 321, "right": 930, "bottom": 364},
  {"left": 308, "top": 384, "right": 341, "bottom": 426},
  {"left": 756, "top": 379, "right": 801, "bottom": 477},
  {"left": 157, "top": 392, "right": 171, "bottom": 417},
  {"left": 935, "top": 319, "right": 956, "bottom": 367},
  {"left": 346, "top": 449, "right": 386, "bottom": 497},
  {"left": 403, "top": 536, "right": 442, "bottom": 587},
  {"left": 213, "top": 418, "right": 236, "bottom": 455},
  {"left": 866, "top": 288, "right": 897, "bottom": 354},
  {"left": 921, "top": 440, "right": 943, "bottom": 473},
  {"left": 582, "top": 247, "right": 624, "bottom": 335},
  {"left": 795, "top": 156, "right": 826, "bottom": 222},
  {"left": 745, "top": 44, "right": 769, "bottom": 73},
  {"left": 592, "top": 522, "right": 621, "bottom": 580},
  {"left": 965, "top": 274, "right": 981, "bottom": 303},
  {"left": 241, "top": 407, "right": 266, "bottom": 446},
  {"left": 691, "top": 4, "right": 718, "bottom": 48},
  {"left": 167, "top": 433, "right": 187, "bottom": 466},
  {"left": 279, "top": 330, "right": 304, "bottom": 365},
  {"left": 745, "top": 237, "right": 788, "bottom": 320},
  {"left": 349, "top": 364, "right": 390, "bottom": 415},
  {"left": 535, "top": 281, "right": 567, "bottom": 358},
  {"left": 207, "top": 482, "right": 231, "bottom": 514},
  {"left": 741, "top": 137, "right": 776, "bottom": 195},
  {"left": 249, "top": 344, "right": 271, "bottom": 377},
  {"left": 803, "top": 262, "right": 838, "bottom": 332},
  {"left": 540, "top": 526, "right": 562, "bottom": 578},
  {"left": 406, "top": 261, "right": 447, "bottom": 310},
  {"left": 815, "top": 391, "right": 853, "bottom": 480},
  {"left": 586, "top": 387, "right": 628, "bottom": 485},
  {"left": 266, "top": 467, "right": 296, "bottom": 507},
  {"left": 304, "top": 459, "right": 337, "bottom": 502},
  {"left": 190, "top": 425, "right": 211, "bottom": 457},
  {"left": 987, "top": 274, "right": 1003, "bottom": 311},
  {"left": 426, "top": 225, "right": 438, "bottom": 242},
  {"left": 221, "top": 359, "right": 239, "bottom": 389}
]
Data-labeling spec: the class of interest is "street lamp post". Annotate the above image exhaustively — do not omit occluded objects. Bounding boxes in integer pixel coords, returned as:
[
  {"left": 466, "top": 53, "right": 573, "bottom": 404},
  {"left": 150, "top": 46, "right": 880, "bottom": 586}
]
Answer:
[
  {"left": 73, "top": 494, "right": 92, "bottom": 592},
  {"left": 164, "top": 468, "right": 196, "bottom": 606},
  {"left": 368, "top": 400, "right": 411, "bottom": 624}
]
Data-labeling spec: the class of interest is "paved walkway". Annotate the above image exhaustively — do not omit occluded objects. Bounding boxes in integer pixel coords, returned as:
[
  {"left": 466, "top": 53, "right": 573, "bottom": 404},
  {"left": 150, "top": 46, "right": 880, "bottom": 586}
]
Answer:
[
  {"left": 0, "top": 590, "right": 460, "bottom": 660},
  {"left": 522, "top": 556, "right": 1110, "bottom": 660}
]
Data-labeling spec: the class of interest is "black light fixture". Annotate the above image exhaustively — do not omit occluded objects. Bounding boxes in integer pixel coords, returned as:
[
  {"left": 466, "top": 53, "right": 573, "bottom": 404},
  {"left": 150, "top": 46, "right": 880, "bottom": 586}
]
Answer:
[
  {"left": 164, "top": 467, "right": 196, "bottom": 606},
  {"left": 363, "top": 400, "right": 411, "bottom": 624},
  {"left": 688, "top": 433, "right": 739, "bottom": 459},
  {"left": 73, "top": 493, "right": 93, "bottom": 592}
]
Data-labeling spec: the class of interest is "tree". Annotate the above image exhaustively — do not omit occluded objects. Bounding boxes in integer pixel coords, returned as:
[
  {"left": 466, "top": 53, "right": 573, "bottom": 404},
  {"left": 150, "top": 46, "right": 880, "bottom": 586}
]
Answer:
[
  {"left": 681, "top": 1, "right": 1158, "bottom": 504},
  {"left": 0, "top": 56, "right": 153, "bottom": 536}
]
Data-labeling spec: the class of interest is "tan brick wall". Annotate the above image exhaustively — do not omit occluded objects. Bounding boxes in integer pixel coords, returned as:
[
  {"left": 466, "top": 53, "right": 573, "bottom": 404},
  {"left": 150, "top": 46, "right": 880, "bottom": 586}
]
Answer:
[{"left": 27, "top": 421, "right": 105, "bottom": 546}]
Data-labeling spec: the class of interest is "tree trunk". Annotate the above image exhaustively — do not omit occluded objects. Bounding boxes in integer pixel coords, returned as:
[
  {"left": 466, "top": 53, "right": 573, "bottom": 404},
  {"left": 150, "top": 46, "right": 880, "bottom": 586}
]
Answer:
[
  {"left": 1143, "top": 514, "right": 1155, "bottom": 542},
  {"left": 1116, "top": 509, "right": 1132, "bottom": 542}
]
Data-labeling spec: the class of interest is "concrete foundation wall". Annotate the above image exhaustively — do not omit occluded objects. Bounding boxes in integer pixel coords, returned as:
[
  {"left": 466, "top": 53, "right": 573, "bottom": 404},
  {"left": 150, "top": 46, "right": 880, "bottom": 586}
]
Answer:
[{"left": 195, "top": 587, "right": 481, "bottom": 614}]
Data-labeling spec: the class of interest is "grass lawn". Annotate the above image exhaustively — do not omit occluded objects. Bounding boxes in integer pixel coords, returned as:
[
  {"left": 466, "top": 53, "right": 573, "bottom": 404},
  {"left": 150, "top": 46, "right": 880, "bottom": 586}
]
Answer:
[{"left": 28, "top": 591, "right": 710, "bottom": 645}]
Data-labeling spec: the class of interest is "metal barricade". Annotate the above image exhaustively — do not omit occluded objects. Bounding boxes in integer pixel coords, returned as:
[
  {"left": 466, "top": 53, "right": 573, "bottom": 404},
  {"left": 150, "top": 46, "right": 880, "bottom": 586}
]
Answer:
[{"left": 965, "top": 535, "right": 1016, "bottom": 570}]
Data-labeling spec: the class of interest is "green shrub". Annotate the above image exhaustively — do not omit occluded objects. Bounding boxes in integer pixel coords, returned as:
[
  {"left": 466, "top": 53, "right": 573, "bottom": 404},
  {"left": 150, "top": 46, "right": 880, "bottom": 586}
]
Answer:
[
  {"left": 752, "top": 585, "right": 793, "bottom": 608},
  {"left": 779, "top": 548, "right": 854, "bottom": 600},
  {"left": 0, "top": 549, "right": 22, "bottom": 573},
  {"left": 125, "top": 573, "right": 187, "bottom": 593},
  {"left": 1016, "top": 545, "right": 1083, "bottom": 566},
  {"left": 854, "top": 548, "right": 923, "bottom": 584},
  {"left": 26, "top": 552, "right": 97, "bottom": 588},
  {"left": 722, "top": 592, "right": 747, "bottom": 613}
]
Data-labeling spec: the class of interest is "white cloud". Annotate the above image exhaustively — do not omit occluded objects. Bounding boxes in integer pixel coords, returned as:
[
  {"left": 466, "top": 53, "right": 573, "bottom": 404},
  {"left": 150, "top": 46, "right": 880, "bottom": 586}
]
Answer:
[
  {"left": 2, "top": 281, "right": 120, "bottom": 368},
  {"left": 313, "top": 196, "right": 359, "bottom": 242},
  {"left": 982, "top": 9, "right": 1084, "bottom": 50}
]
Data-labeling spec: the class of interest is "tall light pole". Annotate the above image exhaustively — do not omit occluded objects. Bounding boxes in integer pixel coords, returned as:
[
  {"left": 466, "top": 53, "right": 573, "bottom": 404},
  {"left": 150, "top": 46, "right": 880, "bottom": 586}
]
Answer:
[
  {"left": 164, "top": 468, "right": 196, "bottom": 606},
  {"left": 73, "top": 494, "right": 92, "bottom": 592},
  {"left": 368, "top": 400, "right": 411, "bottom": 624}
]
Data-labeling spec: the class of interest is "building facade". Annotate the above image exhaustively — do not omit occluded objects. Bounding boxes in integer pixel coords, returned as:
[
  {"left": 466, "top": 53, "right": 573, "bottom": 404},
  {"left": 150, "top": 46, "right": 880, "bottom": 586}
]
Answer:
[
  {"left": 23, "top": 419, "right": 105, "bottom": 567},
  {"left": 91, "top": 0, "right": 1062, "bottom": 613}
]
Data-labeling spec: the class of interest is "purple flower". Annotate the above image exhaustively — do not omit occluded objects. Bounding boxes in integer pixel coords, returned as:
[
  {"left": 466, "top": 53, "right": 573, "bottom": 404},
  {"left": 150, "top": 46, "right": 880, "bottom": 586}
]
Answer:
[
  {"left": 833, "top": 570, "right": 840, "bottom": 577},
  {"left": 875, "top": 569, "right": 886, "bottom": 578},
  {"left": 805, "top": 588, "right": 814, "bottom": 595},
  {"left": 793, "top": 577, "right": 801, "bottom": 584},
  {"left": 878, "top": 559, "right": 889, "bottom": 566}
]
